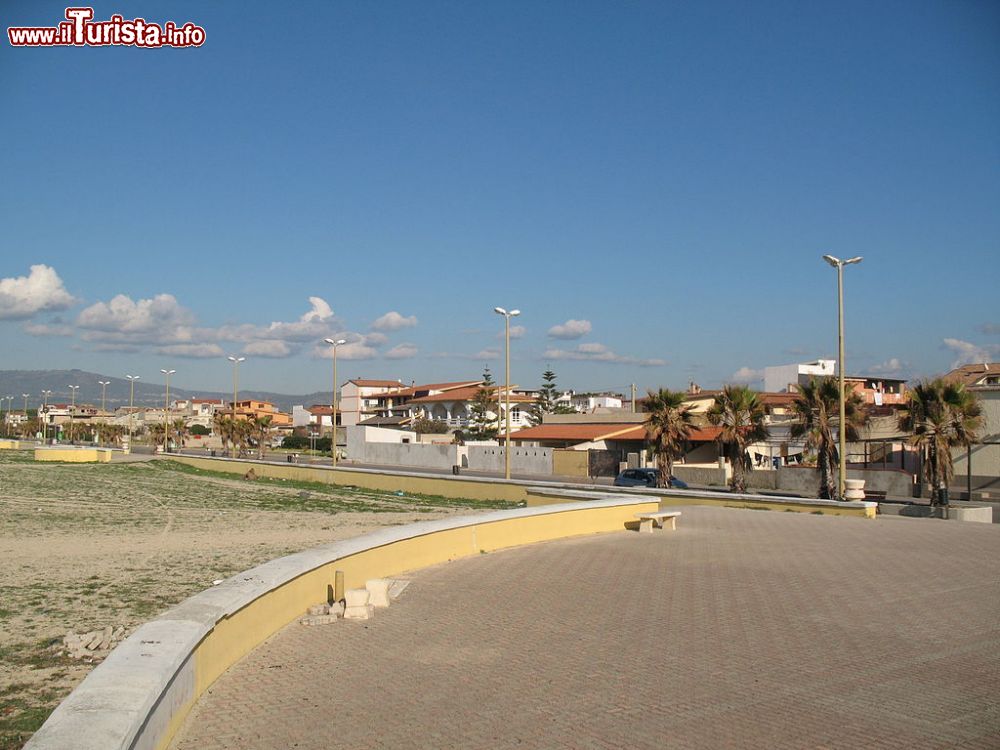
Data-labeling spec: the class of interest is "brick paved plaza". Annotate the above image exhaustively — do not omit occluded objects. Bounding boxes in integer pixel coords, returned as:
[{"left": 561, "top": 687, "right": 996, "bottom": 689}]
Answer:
[{"left": 172, "top": 507, "right": 1000, "bottom": 749}]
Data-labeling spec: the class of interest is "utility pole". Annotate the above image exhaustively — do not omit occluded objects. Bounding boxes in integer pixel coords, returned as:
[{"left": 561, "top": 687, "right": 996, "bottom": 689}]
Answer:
[{"left": 631, "top": 383, "right": 637, "bottom": 412}]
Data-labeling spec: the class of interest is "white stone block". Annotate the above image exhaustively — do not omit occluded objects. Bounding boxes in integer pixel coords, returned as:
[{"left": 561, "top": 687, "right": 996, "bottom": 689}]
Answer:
[
  {"left": 343, "top": 588, "right": 373, "bottom": 620},
  {"left": 366, "top": 578, "right": 392, "bottom": 607}
]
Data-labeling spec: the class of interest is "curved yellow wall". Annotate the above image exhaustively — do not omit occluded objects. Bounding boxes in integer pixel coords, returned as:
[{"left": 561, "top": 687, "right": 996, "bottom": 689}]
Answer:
[{"left": 34, "top": 447, "right": 112, "bottom": 463}]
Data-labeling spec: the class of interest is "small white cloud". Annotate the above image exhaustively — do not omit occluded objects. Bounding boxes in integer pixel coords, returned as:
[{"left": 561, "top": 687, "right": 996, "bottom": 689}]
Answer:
[
  {"left": 868, "top": 357, "right": 906, "bottom": 375},
  {"left": 730, "top": 367, "right": 764, "bottom": 384},
  {"left": 547, "top": 319, "right": 592, "bottom": 340},
  {"left": 366, "top": 331, "right": 389, "bottom": 345},
  {"left": 23, "top": 322, "right": 74, "bottom": 337},
  {"left": 156, "top": 343, "right": 225, "bottom": 359},
  {"left": 429, "top": 349, "right": 500, "bottom": 360},
  {"left": 543, "top": 342, "right": 665, "bottom": 367},
  {"left": 497, "top": 325, "right": 526, "bottom": 341},
  {"left": 243, "top": 340, "right": 291, "bottom": 358},
  {"left": 942, "top": 338, "right": 1000, "bottom": 368},
  {"left": 385, "top": 343, "right": 418, "bottom": 360},
  {"left": 0, "top": 265, "right": 76, "bottom": 320},
  {"left": 372, "top": 311, "right": 418, "bottom": 331}
]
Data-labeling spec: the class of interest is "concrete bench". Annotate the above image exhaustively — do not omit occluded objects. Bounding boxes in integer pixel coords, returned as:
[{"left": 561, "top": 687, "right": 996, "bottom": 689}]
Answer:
[{"left": 634, "top": 510, "right": 681, "bottom": 533}]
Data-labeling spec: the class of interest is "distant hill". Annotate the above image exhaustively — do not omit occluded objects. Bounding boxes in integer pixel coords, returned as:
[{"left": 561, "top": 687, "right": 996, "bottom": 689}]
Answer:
[{"left": 0, "top": 370, "right": 329, "bottom": 413}]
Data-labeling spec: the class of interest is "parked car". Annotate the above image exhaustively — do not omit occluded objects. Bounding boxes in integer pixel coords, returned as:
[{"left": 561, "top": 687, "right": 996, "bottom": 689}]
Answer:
[{"left": 613, "top": 468, "right": 688, "bottom": 489}]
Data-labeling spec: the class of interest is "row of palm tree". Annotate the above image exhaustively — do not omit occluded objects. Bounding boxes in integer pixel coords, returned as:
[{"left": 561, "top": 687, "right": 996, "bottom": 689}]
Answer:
[
  {"left": 898, "top": 379, "right": 982, "bottom": 505},
  {"left": 644, "top": 376, "right": 982, "bottom": 501},
  {"left": 212, "top": 413, "right": 274, "bottom": 458},
  {"left": 644, "top": 384, "right": 772, "bottom": 495}
]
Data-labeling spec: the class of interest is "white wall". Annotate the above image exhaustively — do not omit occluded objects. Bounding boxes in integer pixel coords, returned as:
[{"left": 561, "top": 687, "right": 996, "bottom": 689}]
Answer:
[{"left": 468, "top": 446, "right": 553, "bottom": 474}]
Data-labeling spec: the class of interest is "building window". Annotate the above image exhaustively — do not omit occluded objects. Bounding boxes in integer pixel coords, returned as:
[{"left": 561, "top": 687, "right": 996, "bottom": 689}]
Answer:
[{"left": 511, "top": 407, "right": 521, "bottom": 423}]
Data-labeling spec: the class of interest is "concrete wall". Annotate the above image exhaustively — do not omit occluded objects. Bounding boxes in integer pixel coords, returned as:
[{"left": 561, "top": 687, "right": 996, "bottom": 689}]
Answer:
[
  {"left": 351, "top": 441, "right": 460, "bottom": 471},
  {"left": 468, "top": 445, "right": 553, "bottom": 475},
  {"left": 553, "top": 449, "right": 589, "bottom": 477},
  {"left": 676, "top": 463, "right": 914, "bottom": 497},
  {"left": 346, "top": 426, "right": 419, "bottom": 462},
  {"left": 674, "top": 465, "right": 728, "bottom": 487},
  {"left": 952, "top": 390, "right": 1000, "bottom": 493},
  {"left": 34, "top": 447, "right": 112, "bottom": 463}
]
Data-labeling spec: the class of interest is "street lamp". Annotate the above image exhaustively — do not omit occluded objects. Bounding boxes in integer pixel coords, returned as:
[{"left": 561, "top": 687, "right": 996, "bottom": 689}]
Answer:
[
  {"left": 97, "top": 381, "right": 110, "bottom": 444},
  {"left": 227, "top": 356, "right": 246, "bottom": 459},
  {"left": 822, "top": 254, "right": 863, "bottom": 500},
  {"left": 40, "top": 390, "right": 52, "bottom": 443},
  {"left": 323, "top": 338, "right": 347, "bottom": 466},
  {"left": 68, "top": 385, "right": 79, "bottom": 442},
  {"left": 1, "top": 396, "right": 8, "bottom": 437},
  {"left": 160, "top": 369, "right": 176, "bottom": 453},
  {"left": 494, "top": 306, "right": 521, "bottom": 481},
  {"left": 125, "top": 375, "right": 140, "bottom": 447}
]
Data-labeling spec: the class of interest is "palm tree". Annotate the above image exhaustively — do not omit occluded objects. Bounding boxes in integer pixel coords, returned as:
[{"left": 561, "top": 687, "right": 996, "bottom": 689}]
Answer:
[
  {"left": 706, "top": 385, "right": 769, "bottom": 493},
  {"left": 250, "top": 415, "right": 274, "bottom": 459},
  {"left": 644, "top": 389, "right": 695, "bottom": 487},
  {"left": 899, "top": 379, "right": 983, "bottom": 505},
  {"left": 790, "top": 377, "right": 867, "bottom": 499},
  {"left": 213, "top": 413, "right": 233, "bottom": 454}
]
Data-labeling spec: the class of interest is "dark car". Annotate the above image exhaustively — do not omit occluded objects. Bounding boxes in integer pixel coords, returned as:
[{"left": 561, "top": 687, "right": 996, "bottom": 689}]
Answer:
[{"left": 613, "top": 468, "right": 688, "bottom": 489}]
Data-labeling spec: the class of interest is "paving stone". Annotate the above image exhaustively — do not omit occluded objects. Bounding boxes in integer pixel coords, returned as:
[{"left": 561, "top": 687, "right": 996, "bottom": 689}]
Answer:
[{"left": 171, "top": 507, "right": 1000, "bottom": 750}]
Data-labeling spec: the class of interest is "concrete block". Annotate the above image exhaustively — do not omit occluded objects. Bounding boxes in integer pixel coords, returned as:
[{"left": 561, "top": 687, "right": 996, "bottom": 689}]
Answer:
[
  {"left": 344, "top": 588, "right": 373, "bottom": 620},
  {"left": 366, "top": 579, "right": 391, "bottom": 607}
]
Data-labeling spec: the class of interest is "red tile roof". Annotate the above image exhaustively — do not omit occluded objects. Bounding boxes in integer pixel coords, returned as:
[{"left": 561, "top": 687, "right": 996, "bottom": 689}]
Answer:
[
  {"left": 943, "top": 363, "right": 1000, "bottom": 387},
  {"left": 365, "top": 381, "right": 482, "bottom": 400},
  {"left": 348, "top": 379, "right": 404, "bottom": 387},
  {"left": 410, "top": 385, "right": 534, "bottom": 404},
  {"left": 509, "top": 423, "right": 721, "bottom": 443}
]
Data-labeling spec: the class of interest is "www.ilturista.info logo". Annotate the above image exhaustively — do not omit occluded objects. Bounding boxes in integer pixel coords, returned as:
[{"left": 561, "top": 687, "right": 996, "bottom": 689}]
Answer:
[{"left": 8, "top": 7, "right": 205, "bottom": 48}]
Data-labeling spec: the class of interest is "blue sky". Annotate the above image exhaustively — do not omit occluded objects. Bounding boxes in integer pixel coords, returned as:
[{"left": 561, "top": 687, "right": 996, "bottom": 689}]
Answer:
[{"left": 2, "top": 0, "right": 998, "bottom": 396}]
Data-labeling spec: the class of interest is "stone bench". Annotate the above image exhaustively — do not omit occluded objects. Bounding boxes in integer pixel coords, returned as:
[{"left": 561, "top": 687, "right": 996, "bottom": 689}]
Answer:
[{"left": 634, "top": 510, "right": 681, "bottom": 533}]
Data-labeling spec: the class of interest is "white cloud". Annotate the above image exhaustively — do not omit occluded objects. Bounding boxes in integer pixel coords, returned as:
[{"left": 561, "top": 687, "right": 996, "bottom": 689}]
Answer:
[
  {"left": 372, "top": 311, "right": 417, "bottom": 331},
  {"left": 0, "top": 264, "right": 76, "bottom": 320},
  {"left": 385, "top": 343, "right": 418, "bottom": 360},
  {"left": 77, "top": 293, "right": 196, "bottom": 341},
  {"left": 243, "top": 340, "right": 291, "bottom": 358},
  {"left": 547, "top": 319, "right": 592, "bottom": 340},
  {"left": 730, "top": 366, "right": 764, "bottom": 384},
  {"left": 942, "top": 338, "right": 1000, "bottom": 368},
  {"left": 543, "top": 342, "right": 665, "bottom": 367},
  {"left": 156, "top": 343, "right": 225, "bottom": 359},
  {"left": 23, "top": 322, "right": 74, "bottom": 337},
  {"left": 215, "top": 296, "right": 341, "bottom": 344},
  {"left": 868, "top": 357, "right": 906, "bottom": 375},
  {"left": 980, "top": 323, "right": 1000, "bottom": 335},
  {"left": 365, "top": 331, "right": 389, "bottom": 345},
  {"left": 430, "top": 348, "right": 500, "bottom": 360},
  {"left": 313, "top": 333, "right": 382, "bottom": 361},
  {"left": 497, "top": 325, "right": 526, "bottom": 340}
]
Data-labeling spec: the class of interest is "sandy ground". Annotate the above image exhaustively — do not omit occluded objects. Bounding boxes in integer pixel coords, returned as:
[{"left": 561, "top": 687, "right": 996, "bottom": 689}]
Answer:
[{"left": 0, "top": 452, "right": 507, "bottom": 749}]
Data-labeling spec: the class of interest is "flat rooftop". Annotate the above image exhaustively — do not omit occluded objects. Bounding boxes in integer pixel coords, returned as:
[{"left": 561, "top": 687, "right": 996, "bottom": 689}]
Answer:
[{"left": 171, "top": 506, "right": 1000, "bottom": 749}]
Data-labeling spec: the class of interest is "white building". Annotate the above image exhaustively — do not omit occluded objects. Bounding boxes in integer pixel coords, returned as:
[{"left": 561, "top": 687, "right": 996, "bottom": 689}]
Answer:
[
  {"left": 338, "top": 379, "right": 406, "bottom": 427},
  {"left": 763, "top": 360, "right": 836, "bottom": 393}
]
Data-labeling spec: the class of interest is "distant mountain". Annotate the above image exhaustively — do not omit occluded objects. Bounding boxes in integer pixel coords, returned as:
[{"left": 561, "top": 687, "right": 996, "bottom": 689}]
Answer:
[{"left": 0, "top": 370, "right": 329, "bottom": 413}]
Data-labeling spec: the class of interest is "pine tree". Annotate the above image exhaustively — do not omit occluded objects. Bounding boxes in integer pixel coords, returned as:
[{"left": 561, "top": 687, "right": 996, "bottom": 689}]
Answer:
[
  {"left": 528, "top": 367, "right": 573, "bottom": 426},
  {"left": 469, "top": 366, "right": 499, "bottom": 440}
]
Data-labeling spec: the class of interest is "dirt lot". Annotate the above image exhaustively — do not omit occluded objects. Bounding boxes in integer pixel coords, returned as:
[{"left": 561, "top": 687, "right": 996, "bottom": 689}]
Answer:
[{"left": 0, "top": 451, "right": 515, "bottom": 749}]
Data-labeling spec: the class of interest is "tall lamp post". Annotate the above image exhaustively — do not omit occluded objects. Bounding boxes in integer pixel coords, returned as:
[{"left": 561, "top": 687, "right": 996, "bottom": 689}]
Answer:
[
  {"left": 493, "top": 306, "right": 521, "bottom": 481},
  {"left": 41, "top": 390, "right": 52, "bottom": 443},
  {"left": 323, "top": 338, "right": 346, "bottom": 466},
  {"left": 160, "top": 369, "right": 176, "bottom": 453},
  {"left": 227, "top": 356, "right": 246, "bottom": 458},
  {"left": 822, "top": 254, "right": 863, "bottom": 500},
  {"left": 68, "top": 385, "right": 79, "bottom": 442},
  {"left": 1, "top": 396, "right": 8, "bottom": 437},
  {"left": 125, "top": 375, "right": 140, "bottom": 447},
  {"left": 97, "top": 381, "right": 110, "bottom": 445}
]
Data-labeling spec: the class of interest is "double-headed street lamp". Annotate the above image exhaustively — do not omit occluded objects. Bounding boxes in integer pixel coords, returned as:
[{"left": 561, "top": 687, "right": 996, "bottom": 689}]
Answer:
[
  {"left": 324, "top": 338, "right": 347, "bottom": 466},
  {"left": 160, "top": 369, "right": 176, "bottom": 453},
  {"left": 98, "top": 381, "right": 110, "bottom": 413},
  {"left": 125, "top": 375, "right": 140, "bottom": 445},
  {"left": 494, "top": 306, "right": 521, "bottom": 481},
  {"left": 822, "top": 254, "right": 863, "bottom": 500},
  {"left": 227, "top": 356, "right": 246, "bottom": 458},
  {"left": 68, "top": 385, "right": 79, "bottom": 442},
  {"left": 40, "top": 390, "right": 52, "bottom": 443}
]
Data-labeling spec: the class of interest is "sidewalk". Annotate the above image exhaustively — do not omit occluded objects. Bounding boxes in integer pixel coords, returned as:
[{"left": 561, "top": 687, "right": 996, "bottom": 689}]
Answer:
[{"left": 171, "top": 506, "right": 1000, "bottom": 749}]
